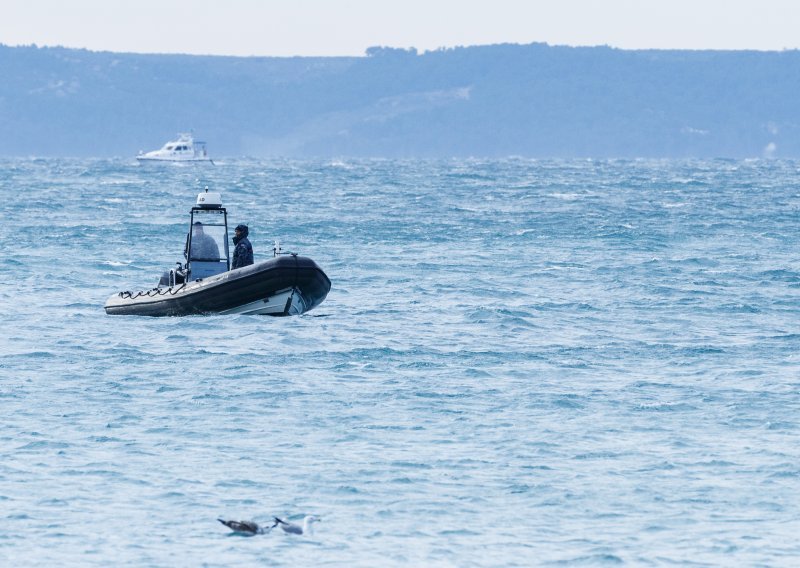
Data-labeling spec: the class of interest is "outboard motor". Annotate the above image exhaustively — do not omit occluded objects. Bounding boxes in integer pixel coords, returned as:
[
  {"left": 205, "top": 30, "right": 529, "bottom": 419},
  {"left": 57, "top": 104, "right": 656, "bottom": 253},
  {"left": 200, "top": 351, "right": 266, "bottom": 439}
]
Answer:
[{"left": 158, "top": 262, "right": 187, "bottom": 287}]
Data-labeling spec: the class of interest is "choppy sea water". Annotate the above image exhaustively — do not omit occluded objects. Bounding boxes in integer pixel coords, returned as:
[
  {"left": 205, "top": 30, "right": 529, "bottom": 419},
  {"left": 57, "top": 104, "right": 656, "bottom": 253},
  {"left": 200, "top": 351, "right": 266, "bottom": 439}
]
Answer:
[{"left": 1, "top": 157, "right": 800, "bottom": 566}]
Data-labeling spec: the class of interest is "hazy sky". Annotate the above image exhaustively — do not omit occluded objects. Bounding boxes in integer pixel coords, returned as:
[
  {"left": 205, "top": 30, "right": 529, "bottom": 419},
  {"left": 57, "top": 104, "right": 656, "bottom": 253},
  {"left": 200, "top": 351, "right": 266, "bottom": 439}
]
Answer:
[{"left": 2, "top": 0, "right": 799, "bottom": 56}]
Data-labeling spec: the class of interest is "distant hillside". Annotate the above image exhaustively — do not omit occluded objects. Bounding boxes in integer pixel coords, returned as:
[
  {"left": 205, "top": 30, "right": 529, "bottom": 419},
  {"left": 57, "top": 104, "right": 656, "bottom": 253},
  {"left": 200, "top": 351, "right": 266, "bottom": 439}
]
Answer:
[{"left": 1, "top": 43, "right": 799, "bottom": 158}]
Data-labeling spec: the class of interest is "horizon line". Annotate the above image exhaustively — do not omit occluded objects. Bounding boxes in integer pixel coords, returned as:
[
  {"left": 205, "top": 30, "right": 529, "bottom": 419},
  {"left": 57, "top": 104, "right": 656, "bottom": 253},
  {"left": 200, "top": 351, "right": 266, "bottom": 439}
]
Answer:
[{"left": 3, "top": 41, "right": 800, "bottom": 59}]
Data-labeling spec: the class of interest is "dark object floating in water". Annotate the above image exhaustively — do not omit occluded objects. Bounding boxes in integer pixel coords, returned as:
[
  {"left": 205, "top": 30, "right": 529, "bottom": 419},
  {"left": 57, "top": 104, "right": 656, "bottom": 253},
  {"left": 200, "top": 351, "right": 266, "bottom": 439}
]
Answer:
[
  {"left": 104, "top": 190, "right": 330, "bottom": 317},
  {"left": 218, "top": 518, "right": 267, "bottom": 535}
]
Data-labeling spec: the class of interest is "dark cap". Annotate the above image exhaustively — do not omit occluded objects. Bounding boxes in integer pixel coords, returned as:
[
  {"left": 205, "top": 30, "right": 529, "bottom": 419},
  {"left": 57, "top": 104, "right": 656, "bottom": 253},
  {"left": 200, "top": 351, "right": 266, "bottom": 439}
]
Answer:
[{"left": 235, "top": 224, "right": 248, "bottom": 232}]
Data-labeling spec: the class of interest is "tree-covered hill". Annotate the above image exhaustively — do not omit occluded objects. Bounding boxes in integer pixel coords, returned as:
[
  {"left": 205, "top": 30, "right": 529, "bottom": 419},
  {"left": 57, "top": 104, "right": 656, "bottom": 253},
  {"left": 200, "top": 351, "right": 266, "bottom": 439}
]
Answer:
[{"left": 1, "top": 43, "right": 798, "bottom": 158}]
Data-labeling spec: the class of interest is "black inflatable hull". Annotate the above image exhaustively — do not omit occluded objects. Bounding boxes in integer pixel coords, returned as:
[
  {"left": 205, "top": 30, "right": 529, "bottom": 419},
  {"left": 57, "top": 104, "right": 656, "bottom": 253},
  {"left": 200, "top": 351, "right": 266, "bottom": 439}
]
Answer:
[{"left": 105, "top": 255, "right": 330, "bottom": 317}]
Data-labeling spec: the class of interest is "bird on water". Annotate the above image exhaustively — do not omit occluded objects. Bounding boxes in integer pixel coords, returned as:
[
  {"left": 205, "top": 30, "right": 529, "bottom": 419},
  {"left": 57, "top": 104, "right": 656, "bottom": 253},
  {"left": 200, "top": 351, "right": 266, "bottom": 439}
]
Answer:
[
  {"left": 218, "top": 515, "right": 321, "bottom": 536},
  {"left": 217, "top": 518, "right": 268, "bottom": 535},
  {"left": 272, "top": 515, "right": 321, "bottom": 535}
]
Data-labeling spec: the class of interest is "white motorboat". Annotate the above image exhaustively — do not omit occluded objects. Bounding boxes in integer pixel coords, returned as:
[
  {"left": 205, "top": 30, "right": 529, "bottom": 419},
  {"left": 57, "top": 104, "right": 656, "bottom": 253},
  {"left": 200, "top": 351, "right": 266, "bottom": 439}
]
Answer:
[{"left": 137, "top": 132, "right": 212, "bottom": 162}]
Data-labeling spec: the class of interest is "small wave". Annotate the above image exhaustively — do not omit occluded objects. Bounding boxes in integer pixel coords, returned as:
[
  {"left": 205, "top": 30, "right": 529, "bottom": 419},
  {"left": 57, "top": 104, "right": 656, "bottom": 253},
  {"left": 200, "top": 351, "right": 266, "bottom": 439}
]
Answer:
[
  {"left": 103, "top": 260, "right": 132, "bottom": 267},
  {"left": 634, "top": 402, "right": 697, "bottom": 412},
  {"left": 548, "top": 192, "right": 583, "bottom": 201},
  {"left": 17, "top": 440, "right": 70, "bottom": 450},
  {"left": 552, "top": 553, "right": 624, "bottom": 565},
  {"left": 758, "top": 269, "right": 800, "bottom": 282},
  {"left": 769, "top": 469, "right": 800, "bottom": 478},
  {"left": 720, "top": 303, "right": 761, "bottom": 314}
]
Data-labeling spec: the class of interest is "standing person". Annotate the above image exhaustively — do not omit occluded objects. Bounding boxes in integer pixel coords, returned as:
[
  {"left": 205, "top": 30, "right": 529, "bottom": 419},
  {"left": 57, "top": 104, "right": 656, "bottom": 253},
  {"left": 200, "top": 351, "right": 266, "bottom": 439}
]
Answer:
[{"left": 232, "top": 224, "right": 254, "bottom": 269}]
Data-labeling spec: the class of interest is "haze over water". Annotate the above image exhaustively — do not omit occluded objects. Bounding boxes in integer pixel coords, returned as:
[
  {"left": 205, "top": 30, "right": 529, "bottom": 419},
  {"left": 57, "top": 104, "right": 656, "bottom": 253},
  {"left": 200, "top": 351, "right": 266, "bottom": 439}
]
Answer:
[{"left": 2, "top": 157, "right": 799, "bottom": 565}]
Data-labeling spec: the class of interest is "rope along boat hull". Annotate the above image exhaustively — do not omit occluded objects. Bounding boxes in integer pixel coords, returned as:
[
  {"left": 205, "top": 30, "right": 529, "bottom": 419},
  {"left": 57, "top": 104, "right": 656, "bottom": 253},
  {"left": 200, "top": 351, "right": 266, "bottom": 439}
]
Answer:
[{"left": 104, "top": 255, "right": 330, "bottom": 317}]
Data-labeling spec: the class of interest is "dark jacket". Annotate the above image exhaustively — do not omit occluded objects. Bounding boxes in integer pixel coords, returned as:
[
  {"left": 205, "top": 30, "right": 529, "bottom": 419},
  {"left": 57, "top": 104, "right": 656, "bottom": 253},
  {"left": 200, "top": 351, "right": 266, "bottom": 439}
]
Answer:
[{"left": 232, "top": 234, "right": 254, "bottom": 269}]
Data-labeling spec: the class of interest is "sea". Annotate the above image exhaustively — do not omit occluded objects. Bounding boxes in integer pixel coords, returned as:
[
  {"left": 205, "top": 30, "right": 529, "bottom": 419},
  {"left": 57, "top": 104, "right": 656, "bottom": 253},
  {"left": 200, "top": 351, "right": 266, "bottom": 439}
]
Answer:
[{"left": 1, "top": 157, "right": 799, "bottom": 566}]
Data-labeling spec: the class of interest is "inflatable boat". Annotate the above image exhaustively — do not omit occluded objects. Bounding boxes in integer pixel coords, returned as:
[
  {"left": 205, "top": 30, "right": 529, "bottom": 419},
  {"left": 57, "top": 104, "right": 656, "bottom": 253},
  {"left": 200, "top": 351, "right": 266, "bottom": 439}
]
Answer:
[{"left": 104, "top": 191, "right": 330, "bottom": 316}]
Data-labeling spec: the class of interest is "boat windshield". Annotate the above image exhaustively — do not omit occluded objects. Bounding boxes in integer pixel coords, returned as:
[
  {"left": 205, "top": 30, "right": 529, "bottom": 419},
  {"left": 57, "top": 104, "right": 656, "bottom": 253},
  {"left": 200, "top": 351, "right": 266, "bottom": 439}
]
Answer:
[{"left": 188, "top": 211, "right": 226, "bottom": 261}]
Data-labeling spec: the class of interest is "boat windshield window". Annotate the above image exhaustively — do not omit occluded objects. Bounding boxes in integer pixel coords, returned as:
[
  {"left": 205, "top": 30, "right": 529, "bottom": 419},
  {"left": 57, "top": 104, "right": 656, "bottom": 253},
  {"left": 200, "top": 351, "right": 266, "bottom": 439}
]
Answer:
[
  {"left": 189, "top": 210, "right": 226, "bottom": 262},
  {"left": 189, "top": 223, "right": 225, "bottom": 261}
]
